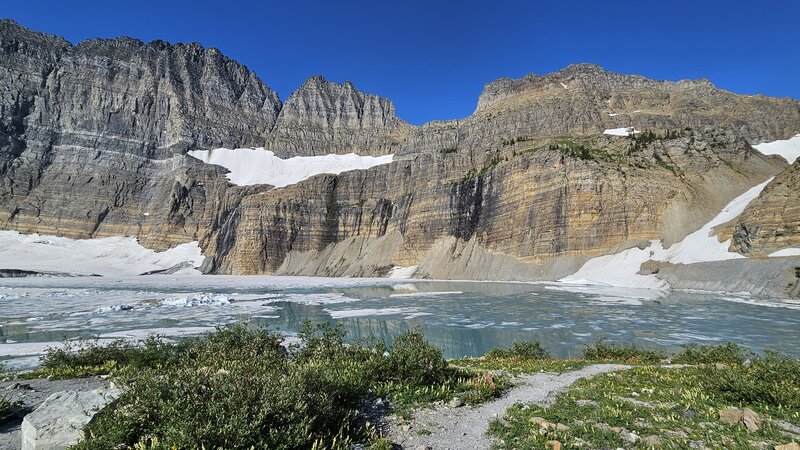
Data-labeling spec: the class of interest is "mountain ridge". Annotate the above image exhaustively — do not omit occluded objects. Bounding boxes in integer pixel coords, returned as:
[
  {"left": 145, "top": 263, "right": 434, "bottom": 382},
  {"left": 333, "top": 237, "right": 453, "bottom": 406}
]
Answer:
[{"left": 1, "top": 19, "right": 799, "bottom": 297}]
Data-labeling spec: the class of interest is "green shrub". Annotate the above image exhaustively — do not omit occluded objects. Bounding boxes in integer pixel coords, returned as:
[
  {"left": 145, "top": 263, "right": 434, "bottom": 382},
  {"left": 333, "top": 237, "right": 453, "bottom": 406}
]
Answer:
[
  {"left": 710, "top": 350, "right": 800, "bottom": 409},
  {"left": 673, "top": 342, "right": 754, "bottom": 365},
  {"left": 0, "top": 396, "right": 20, "bottom": 424},
  {"left": 42, "top": 335, "right": 179, "bottom": 373},
  {"left": 582, "top": 338, "right": 664, "bottom": 363},
  {"left": 383, "top": 330, "right": 449, "bottom": 386},
  {"left": 485, "top": 341, "right": 551, "bottom": 360}
]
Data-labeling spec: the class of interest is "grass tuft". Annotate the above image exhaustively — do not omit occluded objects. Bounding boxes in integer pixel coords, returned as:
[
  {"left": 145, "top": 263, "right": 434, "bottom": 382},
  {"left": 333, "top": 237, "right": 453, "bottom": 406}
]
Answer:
[{"left": 582, "top": 338, "right": 664, "bottom": 364}]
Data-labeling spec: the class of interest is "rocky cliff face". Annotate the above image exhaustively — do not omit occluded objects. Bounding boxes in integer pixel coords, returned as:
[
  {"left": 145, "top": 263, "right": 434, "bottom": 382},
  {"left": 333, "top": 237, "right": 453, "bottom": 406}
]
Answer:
[
  {"left": 205, "top": 128, "right": 785, "bottom": 278},
  {"left": 725, "top": 159, "right": 800, "bottom": 256},
  {"left": 1, "top": 20, "right": 799, "bottom": 281},
  {"left": 0, "top": 19, "right": 279, "bottom": 248}
]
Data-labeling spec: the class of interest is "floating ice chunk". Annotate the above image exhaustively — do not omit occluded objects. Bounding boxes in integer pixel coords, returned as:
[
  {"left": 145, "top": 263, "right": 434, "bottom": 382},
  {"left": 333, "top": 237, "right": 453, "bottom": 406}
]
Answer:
[
  {"left": 160, "top": 294, "right": 232, "bottom": 307},
  {"left": 389, "top": 291, "right": 463, "bottom": 298}
]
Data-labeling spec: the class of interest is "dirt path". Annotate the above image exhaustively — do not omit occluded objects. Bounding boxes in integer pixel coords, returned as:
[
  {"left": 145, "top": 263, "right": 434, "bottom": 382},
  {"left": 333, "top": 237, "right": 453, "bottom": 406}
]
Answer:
[{"left": 387, "top": 364, "right": 630, "bottom": 450}]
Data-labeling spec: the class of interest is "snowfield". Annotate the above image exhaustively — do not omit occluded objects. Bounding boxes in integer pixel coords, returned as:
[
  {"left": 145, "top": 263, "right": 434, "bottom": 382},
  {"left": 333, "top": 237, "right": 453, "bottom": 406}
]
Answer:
[
  {"left": 187, "top": 147, "right": 394, "bottom": 187},
  {"left": 753, "top": 134, "right": 800, "bottom": 164},
  {"left": 603, "top": 127, "right": 640, "bottom": 136},
  {"left": 0, "top": 231, "right": 204, "bottom": 276}
]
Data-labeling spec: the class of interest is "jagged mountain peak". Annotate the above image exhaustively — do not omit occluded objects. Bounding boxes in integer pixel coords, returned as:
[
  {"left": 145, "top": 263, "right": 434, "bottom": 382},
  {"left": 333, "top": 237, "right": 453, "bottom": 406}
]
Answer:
[
  {"left": 0, "top": 18, "right": 71, "bottom": 52},
  {"left": 267, "top": 75, "right": 410, "bottom": 156}
]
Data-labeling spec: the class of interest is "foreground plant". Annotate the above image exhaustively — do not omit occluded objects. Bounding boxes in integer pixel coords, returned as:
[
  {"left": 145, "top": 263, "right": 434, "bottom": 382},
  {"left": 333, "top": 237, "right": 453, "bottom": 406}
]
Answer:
[
  {"left": 0, "top": 396, "right": 20, "bottom": 424},
  {"left": 58, "top": 323, "right": 503, "bottom": 449}
]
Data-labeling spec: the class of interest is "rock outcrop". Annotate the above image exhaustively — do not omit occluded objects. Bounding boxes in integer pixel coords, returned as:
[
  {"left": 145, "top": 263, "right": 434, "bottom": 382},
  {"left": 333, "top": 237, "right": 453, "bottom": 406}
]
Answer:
[
  {"left": 21, "top": 387, "right": 121, "bottom": 450},
  {"left": 725, "top": 159, "right": 800, "bottom": 256},
  {"left": 1, "top": 20, "right": 799, "bottom": 282},
  {"left": 0, "top": 18, "right": 278, "bottom": 249},
  {"left": 648, "top": 257, "right": 800, "bottom": 298}
]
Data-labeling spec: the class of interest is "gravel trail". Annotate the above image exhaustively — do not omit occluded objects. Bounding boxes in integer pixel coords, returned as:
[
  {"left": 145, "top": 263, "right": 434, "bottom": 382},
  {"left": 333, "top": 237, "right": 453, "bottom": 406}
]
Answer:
[{"left": 388, "top": 363, "right": 631, "bottom": 450}]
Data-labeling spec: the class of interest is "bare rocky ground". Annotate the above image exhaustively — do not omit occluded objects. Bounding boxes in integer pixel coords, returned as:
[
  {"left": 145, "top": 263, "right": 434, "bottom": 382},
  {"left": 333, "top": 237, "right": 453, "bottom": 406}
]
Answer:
[
  {"left": 386, "top": 364, "right": 630, "bottom": 450},
  {"left": 0, "top": 377, "right": 107, "bottom": 450}
]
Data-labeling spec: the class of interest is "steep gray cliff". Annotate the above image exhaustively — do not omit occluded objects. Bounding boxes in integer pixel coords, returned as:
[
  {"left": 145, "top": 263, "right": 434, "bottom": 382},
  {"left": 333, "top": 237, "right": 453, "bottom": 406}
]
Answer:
[{"left": 0, "top": 19, "right": 279, "bottom": 247}]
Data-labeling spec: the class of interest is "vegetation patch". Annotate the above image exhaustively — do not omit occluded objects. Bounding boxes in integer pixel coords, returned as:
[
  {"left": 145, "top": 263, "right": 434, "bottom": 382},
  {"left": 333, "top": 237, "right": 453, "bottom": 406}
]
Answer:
[
  {"left": 489, "top": 345, "right": 800, "bottom": 449},
  {"left": 41, "top": 323, "right": 506, "bottom": 449},
  {"left": 581, "top": 338, "right": 665, "bottom": 364},
  {"left": 452, "top": 357, "right": 593, "bottom": 375},
  {"left": 672, "top": 342, "right": 755, "bottom": 366},
  {"left": 0, "top": 396, "right": 20, "bottom": 425}
]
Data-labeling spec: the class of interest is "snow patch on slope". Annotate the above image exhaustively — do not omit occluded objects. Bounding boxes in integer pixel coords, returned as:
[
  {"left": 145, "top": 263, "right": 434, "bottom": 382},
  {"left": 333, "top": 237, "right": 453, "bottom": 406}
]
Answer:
[
  {"left": 661, "top": 179, "right": 772, "bottom": 264},
  {"left": 560, "top": 243, "right": 668, "bottom": 289},
  {"left": 0, "top": 231, "right": 204, "bottom": 276},
  {"left": 753, "top": 134, "right": 800, "bottom": 163},
  {"left": 187, "top": 147, "right": 394, "bottom": 188},
  {"left": 560, "top": 178, "right": 774, "bottom": 289},
  {"left": 769, "top": 248, "right": 800, "bottom": 257},
  {"left": 388, "top": 265, "right": 417, "bottom": 279},
  {"left": 603, "top": 127, "right": 640, "bottom": 136}
]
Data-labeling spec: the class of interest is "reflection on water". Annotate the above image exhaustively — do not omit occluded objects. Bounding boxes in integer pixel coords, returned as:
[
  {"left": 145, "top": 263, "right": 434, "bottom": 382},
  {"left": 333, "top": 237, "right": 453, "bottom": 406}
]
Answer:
[{"left": 1, "top": 276, "right": 800, "bottom": 368}]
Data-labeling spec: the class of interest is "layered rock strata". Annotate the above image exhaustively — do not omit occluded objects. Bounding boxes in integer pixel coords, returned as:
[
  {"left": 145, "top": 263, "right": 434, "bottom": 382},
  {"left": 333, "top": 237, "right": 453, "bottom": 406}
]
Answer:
[{"left": 725, "top": 160, "right": 800, "bottom": 256}]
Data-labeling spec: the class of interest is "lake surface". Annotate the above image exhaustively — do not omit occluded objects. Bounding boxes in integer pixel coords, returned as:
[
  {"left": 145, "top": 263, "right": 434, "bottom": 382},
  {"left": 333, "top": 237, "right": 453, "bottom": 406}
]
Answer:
[{"left": 2, "top": 276, "right": 799, "bottom": 370}]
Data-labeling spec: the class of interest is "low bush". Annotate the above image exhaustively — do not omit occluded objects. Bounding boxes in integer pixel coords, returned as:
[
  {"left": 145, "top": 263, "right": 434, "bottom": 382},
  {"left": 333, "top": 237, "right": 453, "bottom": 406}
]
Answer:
[
  {"left": 582, "top": 338, "right": 664, "bottom": 363},
  {"left": 710, "top": 350, "right": 800, "bottom": 410},
  {"left": 41, "top": 335, "right": 179, "bottom": 376},
  {"left": 383, "top": 330, "right": 449, "bottom": 386},
  {"left": 673, "top": 342, "right": 754, "bottom": 365},
  {"left": 0, "top": 396, "right": 20, "bottom": 424},
  {"left": 485, "top": 341, "right": 551, "bottom": 360}
]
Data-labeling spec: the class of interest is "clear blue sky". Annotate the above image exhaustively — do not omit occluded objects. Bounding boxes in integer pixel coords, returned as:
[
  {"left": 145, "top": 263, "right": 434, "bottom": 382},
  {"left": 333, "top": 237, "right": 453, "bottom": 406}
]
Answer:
[{"left": 5, "top": 0, "right": 799, "bottom": 125}]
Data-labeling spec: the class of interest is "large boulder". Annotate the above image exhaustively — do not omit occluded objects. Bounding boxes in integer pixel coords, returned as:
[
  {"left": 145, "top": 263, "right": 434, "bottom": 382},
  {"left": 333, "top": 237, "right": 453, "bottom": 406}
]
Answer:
[{"left": 21, "top": 388, "right": 120, "bottom": 450}]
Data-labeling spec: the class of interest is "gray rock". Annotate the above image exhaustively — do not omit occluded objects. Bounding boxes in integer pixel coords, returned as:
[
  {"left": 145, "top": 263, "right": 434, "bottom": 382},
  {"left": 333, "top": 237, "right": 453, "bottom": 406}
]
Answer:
[
  {"left": 449, "top": 397, "right": 464, "bottom": 408},
  {"left": 21, "top": 388, "right": 120, "bottom": 450},
  {"left": 619, "top": 430, "right": 639, "bottom": 443}
]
